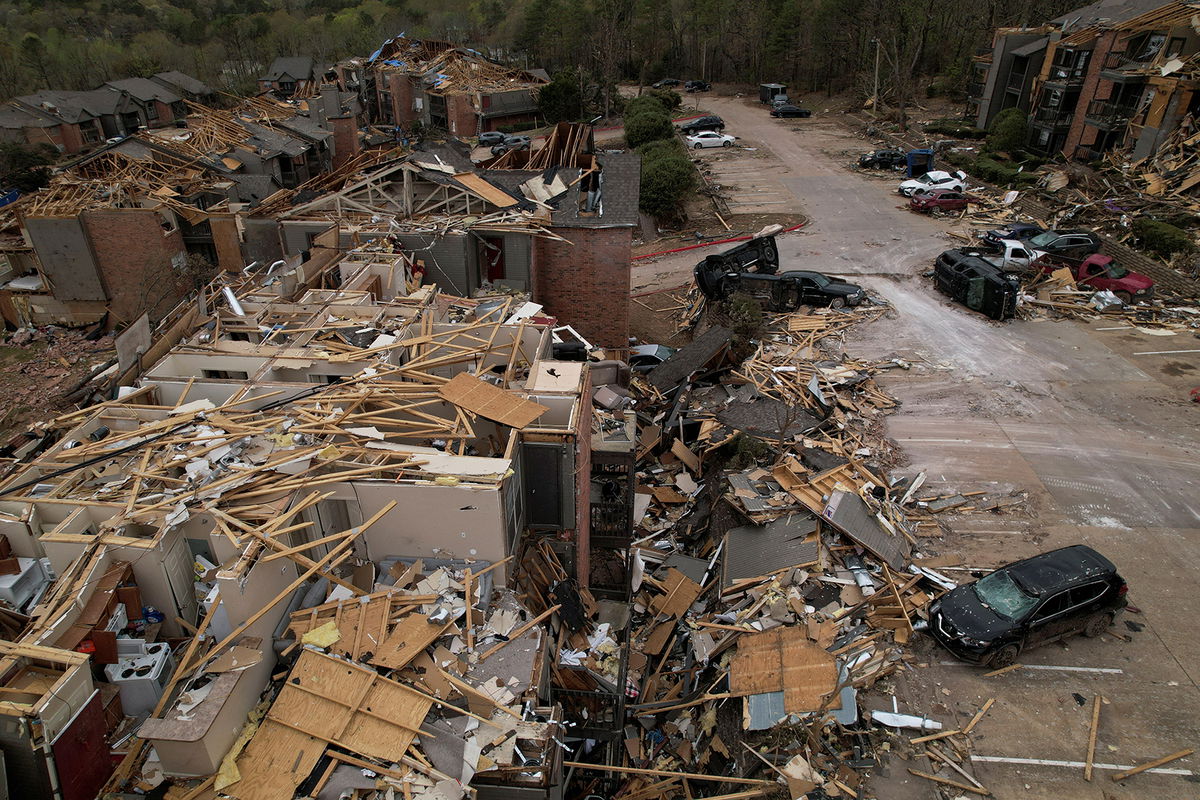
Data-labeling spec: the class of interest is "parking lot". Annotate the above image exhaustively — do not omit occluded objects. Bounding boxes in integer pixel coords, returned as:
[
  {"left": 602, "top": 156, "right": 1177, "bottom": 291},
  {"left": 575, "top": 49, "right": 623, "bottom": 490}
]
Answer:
[{"left": 634, "top": 94, "right": 1200, "bottom": 798}]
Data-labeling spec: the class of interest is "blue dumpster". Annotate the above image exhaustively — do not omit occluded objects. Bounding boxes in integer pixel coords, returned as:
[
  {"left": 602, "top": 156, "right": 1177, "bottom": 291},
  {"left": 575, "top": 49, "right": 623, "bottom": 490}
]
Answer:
[{"left": 906, "top": 149, "right": 934, "bottom": 178}]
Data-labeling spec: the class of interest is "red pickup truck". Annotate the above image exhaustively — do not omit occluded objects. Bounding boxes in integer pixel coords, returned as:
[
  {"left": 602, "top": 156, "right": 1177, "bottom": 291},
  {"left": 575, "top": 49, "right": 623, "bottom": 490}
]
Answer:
[{"left": 1036, "top": 253, "right": 1154, "bottom": 302}]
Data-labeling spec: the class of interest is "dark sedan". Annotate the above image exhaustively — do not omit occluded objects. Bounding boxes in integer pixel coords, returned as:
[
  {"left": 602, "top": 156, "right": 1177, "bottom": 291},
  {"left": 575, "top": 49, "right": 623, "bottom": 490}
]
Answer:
[
  {"left": 930, "top": 545, "right": 1127, "bottom": 669},
  {"left": 859, "top": 149, "right": 906, "bottom": 170},
  {"left": 981, "top": 222, "right": 1045, "bottom": 249},
  {"left": 679, "top": 115, "right": 725, "bottom": 134},
  {"left": 1026, "top": 229, "right": 1104, "bottom": 258},
  {"left": 652, "top": 78, "right": 681, "bottom": 88},
  {"left": 770, "top": 105, "right": 812, "bottom": 118}
]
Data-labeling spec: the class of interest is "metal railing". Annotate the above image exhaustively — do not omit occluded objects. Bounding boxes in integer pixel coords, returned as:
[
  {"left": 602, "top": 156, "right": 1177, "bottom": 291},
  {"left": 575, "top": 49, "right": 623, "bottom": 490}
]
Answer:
[
  {"left": 1033, "top": 105, "right": 1074, "bottom": 125},
  {"left": 1085, "top": 99, "right": 1136, "bottom": 125}
]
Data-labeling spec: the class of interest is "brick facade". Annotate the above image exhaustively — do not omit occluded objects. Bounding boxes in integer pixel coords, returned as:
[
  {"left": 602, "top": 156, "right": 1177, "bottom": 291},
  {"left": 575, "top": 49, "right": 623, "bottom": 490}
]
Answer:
[
  {"left": 81, "top": 208, "right": 190, "bottom": 324},
  {"left": 532, "top": 226, "right": 632, "bottom": 349},
  {"left": 1063, "top": 31, "right": 1119, "bottom": 155},
  {"left": 330, "top": 115, "right": 361, "bottom": 168},
  {"left": 445, "top": 95, "right": 479, "bottom": 138}
]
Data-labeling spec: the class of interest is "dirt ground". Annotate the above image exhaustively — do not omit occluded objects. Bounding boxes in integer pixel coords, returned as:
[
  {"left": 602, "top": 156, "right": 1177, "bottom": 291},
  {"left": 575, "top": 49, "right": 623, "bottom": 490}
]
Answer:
[
  {"left": 630, "top": 93, "right": 1200, "bottom": 798},
  {"left": 0, "top": 328, "right": 115, "bottom": 444}
]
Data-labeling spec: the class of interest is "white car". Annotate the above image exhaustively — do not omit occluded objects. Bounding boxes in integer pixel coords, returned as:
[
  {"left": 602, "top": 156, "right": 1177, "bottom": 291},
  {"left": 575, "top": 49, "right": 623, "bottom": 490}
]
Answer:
[
  {"left": 686, "top": 131, "right": 735, "bottom": 149},
  {"left": 898, "top": 170, "right": 967, "bottom": 196}
]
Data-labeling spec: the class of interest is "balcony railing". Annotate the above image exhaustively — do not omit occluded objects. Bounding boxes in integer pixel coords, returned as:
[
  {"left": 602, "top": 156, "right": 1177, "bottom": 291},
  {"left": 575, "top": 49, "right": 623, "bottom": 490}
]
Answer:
[
  {"left": 1085, "top": 99, "right": 1136, "bottom": 125},
  {"left": 1033, "top": 105, "right": 1074, "bottom": 125}
]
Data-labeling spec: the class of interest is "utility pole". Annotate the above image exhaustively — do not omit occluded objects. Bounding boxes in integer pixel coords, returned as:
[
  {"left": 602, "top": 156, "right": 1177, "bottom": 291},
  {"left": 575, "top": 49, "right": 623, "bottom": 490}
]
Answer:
[{"left": 872, "top": 38, "right": 881, "bottom": 118}]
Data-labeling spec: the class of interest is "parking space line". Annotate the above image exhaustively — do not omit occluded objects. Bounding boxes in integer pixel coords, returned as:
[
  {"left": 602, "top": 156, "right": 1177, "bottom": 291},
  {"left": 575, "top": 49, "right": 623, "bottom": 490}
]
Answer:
[
  {"left": 971, "top": 755, "right": 1193, "bottom": 776},
  {"left": 938, "top": 661, "right": 1124, "bottom": 674}
]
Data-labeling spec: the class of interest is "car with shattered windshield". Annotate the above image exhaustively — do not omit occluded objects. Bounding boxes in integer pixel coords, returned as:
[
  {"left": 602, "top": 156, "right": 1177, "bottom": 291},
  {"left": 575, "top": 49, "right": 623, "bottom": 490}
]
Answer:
[{"left": 929, "top": 545, "right": 1128, "bottom": 668}]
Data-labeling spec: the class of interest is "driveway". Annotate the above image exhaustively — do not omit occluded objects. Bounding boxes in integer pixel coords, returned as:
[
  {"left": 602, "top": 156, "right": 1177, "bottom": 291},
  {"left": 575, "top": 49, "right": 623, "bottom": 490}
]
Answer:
[{"left": 635, "top": 95, "right": 1200, "bottom": 798}]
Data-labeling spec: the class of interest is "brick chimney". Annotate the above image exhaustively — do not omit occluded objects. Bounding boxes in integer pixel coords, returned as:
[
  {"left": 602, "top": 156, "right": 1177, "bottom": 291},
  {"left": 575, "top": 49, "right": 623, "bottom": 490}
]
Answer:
[{"left": 330, "top": 115, "right": 360, "bottom": 168}]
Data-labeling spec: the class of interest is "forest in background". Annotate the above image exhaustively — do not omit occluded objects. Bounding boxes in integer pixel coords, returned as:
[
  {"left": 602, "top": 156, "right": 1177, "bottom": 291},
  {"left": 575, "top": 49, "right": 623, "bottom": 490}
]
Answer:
[{"left": 1, "top": 0, "right": 1086, "bottom": 108}]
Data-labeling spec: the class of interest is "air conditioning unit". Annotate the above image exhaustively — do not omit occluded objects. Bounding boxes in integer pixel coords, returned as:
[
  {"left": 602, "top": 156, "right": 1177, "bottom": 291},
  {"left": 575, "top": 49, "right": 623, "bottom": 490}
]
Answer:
[
  {"left": 0, "top": 557, "right": 50, "bottom": 610},
  {"left": 104, "top": 643, "right": 175, "bottom": 717}
]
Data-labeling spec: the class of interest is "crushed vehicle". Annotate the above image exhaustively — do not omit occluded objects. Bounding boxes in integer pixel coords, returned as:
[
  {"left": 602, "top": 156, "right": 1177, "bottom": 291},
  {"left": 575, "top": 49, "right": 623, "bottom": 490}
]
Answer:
[
  {"left": 859, "top": 149, "right": 906, "bottom": 170},
  {"left": 685, "top": 131, "right": 735, "bottom": 149},
  {"left": 629, "top": 344, "right": 676, "bottom": 373},
  {"left": 694, "top": 236, "right": 864, "bottom": 310},
  {"left": 959, "top": 239, "right": 1037, "bottom": 271},
  {"left": 910, "top": 188, "right": 976, "bottom": 213},
  {"left": 489, "top": 134, "right": 531, "bottom": 155},
  {"left": 930, "top": 545, "right": 1127, "bottom": 668},
  {"left": 1025, "top": 229, "right": 1103, "bottom": 258},
  {"left": 1036, "top": 253, "right": 1155, "bottom": 302},
  {"left": 679, "top": 115, "right": 725, "bottom": 134},
  {"left": 980, "top": 222, "right": 1045, "bottom": 248},
  {"left": 933, "top": 249, "right": 1021, "bottom": 320},
  {"left": 898, "top": 169, "right": 966, "bottom": 196},
  {"left": 770, "top": 105, "right": 812, "bottom": 118},
  {"left": 684, "top": 80, "right": 710, "bottom": 92}
]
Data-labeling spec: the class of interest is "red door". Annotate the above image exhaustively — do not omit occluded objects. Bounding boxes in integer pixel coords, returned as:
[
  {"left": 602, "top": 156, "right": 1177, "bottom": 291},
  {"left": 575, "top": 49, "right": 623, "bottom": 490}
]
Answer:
[
  {"left": 483, "top": 237, "right": 505, "bottom": 281},
  {"left": 51, "top": 692, "right": 113, "bottom": 800}
]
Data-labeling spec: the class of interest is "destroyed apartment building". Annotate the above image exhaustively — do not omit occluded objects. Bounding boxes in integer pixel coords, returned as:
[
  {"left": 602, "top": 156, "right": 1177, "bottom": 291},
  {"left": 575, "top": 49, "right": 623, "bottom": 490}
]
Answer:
[
  {"left": 0, "top": 216, "right": 1058, "bottom": 800},
  {"left": 0, "top": 236, "right": 641, "bottom": 800},
  {"left": 362, "top": 36, "right": 550, "bottom": 137},
  {"left": 0, "top": 96, "right": 368, "bottom": 329},
  {"left": 970, "top": 0, "right": 1200, "bottom": 161}
]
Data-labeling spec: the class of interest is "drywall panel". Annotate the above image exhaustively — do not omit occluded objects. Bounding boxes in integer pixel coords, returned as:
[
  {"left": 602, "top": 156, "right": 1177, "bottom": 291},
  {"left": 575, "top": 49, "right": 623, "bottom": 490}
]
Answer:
[{"left": 25, "top": 217, "right": 106, "bottom": 301}]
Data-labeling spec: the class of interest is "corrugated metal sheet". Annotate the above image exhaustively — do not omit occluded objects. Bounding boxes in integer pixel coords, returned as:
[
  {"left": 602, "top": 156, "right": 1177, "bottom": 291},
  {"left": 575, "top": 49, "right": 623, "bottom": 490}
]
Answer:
[
  {"left": 822, "top": 490, "right": 908, "bottom": 570},
  {"left": 723, "top": 515, "right": 819, "bottom": 586},
  {"left": 745, "top": 691, "right": 786, "bottom": 730}
]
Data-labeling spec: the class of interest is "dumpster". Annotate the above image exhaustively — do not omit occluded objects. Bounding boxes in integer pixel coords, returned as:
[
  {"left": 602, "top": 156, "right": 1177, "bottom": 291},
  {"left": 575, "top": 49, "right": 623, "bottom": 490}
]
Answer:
[{"left": 906, "top": 149, "right": 935, "bottom": 178}]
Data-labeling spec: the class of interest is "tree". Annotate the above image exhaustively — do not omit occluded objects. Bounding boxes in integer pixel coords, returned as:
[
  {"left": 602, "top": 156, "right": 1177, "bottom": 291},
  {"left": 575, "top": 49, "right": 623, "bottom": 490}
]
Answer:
[
  {"left": 638, "top": 139, "right": 694, "bottom": 220},
  {"left": 624, "top": 109, "right": 673, "bottom": 148},
  {"left": 0, "top": 142, "right": 57, "bottom": 193},
  {"left": 537, "top": 68, "right": 584, "bottom": 123},
  {"left": 19, "top": 33, "right": 51, "bottom": 89},
  {"left": 987, "top": 107, "right": 1029, "bottom": 153}
]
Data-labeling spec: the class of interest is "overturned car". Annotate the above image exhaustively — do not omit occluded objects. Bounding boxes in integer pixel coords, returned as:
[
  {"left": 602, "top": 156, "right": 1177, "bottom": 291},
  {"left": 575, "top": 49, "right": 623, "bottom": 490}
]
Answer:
[
  {"left": 933, "top": 249, "right": 1020, "bottom": 320},
  {"left": 694, "top": 235, "right": 866, "bottom": 312}
]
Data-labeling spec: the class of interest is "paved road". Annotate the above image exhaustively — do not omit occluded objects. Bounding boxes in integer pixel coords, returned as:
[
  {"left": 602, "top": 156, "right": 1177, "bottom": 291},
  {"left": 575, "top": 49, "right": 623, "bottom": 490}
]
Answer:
[{"left": 641, "top": 95, "right": 1200, "bottom": 799}]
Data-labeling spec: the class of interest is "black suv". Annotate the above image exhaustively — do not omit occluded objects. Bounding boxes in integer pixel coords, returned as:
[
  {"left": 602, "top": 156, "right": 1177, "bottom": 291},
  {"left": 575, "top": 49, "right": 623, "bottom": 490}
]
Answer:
[
  {"left": 930, "top": 545, "right": 1128, "bottom": 669},
  {"left": 694, "top": 238, "right": 865, "bottom": 311},
  {"left": 933, "top": 250, "right": 1020, "bottom": 320},
  {"left": 685, "top": 80, "right": 711, "bottom": 92},
  {"left": 680, "top": 115, "right": 725, "bottom": 134},
  {"left": 1026, "top": 229, "right": 1103, "bottom": 258},
  {"left": 859, "top": 149, "right": 906, "bottom": 170}
]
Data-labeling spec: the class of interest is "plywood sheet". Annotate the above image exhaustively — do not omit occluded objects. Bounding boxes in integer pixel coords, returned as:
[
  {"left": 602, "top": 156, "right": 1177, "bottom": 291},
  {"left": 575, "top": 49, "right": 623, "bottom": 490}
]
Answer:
[
  {"left": 260, "top": 649, "right": 433, "bottom": 766},
  {"left": 369, "top": 614, "right": 452, "bottom": 670},
  {"left": 728, "top": 626, "right": 838, "bottom": 713},
  {"left": 288, "top": 595, "right": 396, "bottom": 660},
  {"left": 438, "top": 373, "right": 548, "bottom": 429},
  {"left": 453, "top": 173, "right": 519, "bottom": 207},
  {"left": 228, "top": 719, "right": 326, "bottom": 800},
  {"left": 649, "top": 568, "right": 701, "bottom": 619}
]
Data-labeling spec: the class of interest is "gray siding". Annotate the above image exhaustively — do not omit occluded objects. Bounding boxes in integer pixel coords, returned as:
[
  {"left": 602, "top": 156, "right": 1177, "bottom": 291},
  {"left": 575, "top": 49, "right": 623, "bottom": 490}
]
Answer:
[
  {"left": 26, "top": 217, "right": 106, "bottom": 301},
  {"left": 396, "top": 232, "right": 474, "bottom": 295}
]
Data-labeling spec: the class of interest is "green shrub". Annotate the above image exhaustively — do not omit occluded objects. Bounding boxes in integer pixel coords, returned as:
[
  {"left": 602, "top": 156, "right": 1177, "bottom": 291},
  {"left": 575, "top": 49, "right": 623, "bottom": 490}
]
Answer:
[
  {"left": 987, "top": 107, "right": 1029, "bottom": 154},
  {"left": 637, "top": 138, "right": 694, "bottom": 218},
  {"left": 970, "top": 155, "right": 1038, "bottom": 188},
  {"left": 624, "top": 95, "right": 669, "bottom": 118},
  {"left": 725, "top": 292, "right": 765, "bottom": 339},
  {"left": 1132, "top": 218, "right": 1196, "bottom": 258},
  {"left": 625, "top": 108, "right": 674, "bottom": 149},
  {"left": 647, "top": 88, "right": 682, "bottom": 110},
  {"left": 923, "top": 119, "right": 987, "bottom": 139}
]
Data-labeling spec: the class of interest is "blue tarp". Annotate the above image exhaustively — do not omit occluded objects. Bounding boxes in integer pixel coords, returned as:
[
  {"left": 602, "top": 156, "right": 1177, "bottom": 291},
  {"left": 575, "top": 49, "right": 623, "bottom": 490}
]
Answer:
[{"left": 0, "top": 189, "right": 19, "bottom": 209}]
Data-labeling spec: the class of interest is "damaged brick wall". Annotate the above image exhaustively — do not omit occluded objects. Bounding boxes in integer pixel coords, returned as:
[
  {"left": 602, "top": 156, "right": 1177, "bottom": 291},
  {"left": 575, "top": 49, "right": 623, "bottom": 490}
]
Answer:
[
  {"left": 330, "top": 116, "right": 361, "bottom": 168},
  {"left": 1064, "top": 30, "right": 1120, "bottom": 155},
  {"left": 533, "top": 226, "right": 631, "bottom": 349},
  {"left": 81, "top": 208, "right": 191, "bottom": 324},
  {"left": 445, "top": 95, "right": 479, "bottom": 138}
]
